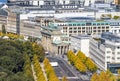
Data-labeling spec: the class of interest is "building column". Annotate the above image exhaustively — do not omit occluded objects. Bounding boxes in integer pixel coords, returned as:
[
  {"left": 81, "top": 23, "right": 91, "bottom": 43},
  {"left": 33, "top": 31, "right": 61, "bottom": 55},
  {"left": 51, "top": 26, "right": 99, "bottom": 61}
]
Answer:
[
  {"left": 64, "top": 46, "right": 67, "bottom": 54},
  {"left": 61, "top": 46, "right": 62, "bottom": 55},
  {"left": 62, "top": 46, "right": 64, "bottom": 55},
  {"left": 58, "top": 46, "right": 60, "bottom": 55}
]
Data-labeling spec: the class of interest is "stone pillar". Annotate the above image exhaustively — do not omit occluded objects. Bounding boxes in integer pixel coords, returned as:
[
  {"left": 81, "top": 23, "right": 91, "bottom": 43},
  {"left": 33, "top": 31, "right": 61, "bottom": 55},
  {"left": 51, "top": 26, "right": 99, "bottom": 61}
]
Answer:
[
  {"left": 64, "top": 46, "right": 66, "bottom": 54},
  {"left": 62, "top": 46, "right": 65, "bottom": 55},
  {"left": 67, "top": 45, "right": 69, "bottom": 52},
  {"left": 58, "top": 46, "right": 60, "bottom": 55},
  {"left": 60, "top": 46, "right": 62, "bottom": 55}
]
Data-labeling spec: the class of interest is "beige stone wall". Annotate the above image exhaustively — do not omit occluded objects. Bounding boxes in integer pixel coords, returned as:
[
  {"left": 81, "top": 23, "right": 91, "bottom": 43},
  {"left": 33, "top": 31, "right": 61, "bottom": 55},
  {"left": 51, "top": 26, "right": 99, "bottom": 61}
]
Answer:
[
  {"left": 20, "top": 21, "right": 41, "bottom": 37},
  {"left": 7, "top": 12, "right": 17, "bottom": 33}
]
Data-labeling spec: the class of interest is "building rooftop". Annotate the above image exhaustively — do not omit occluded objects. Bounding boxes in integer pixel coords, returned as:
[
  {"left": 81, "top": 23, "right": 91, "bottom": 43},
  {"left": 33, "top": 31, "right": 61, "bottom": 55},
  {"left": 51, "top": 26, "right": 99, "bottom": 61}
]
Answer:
[
  {"left": 101, "top": 32, "right": 120, "bottom": 43},
  {"left": 71, "top": 35, "right": 91, "bottom": 39}
]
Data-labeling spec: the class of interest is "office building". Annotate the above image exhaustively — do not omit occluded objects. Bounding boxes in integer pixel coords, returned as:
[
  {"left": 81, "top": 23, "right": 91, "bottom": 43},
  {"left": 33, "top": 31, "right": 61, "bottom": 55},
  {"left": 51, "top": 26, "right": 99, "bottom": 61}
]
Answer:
[
  {"left": 109, "top": 20, "right": 120, "bottom": 35},
  {"left": 52, "top": 19, "right": 110, "bottom": 36},
  {"left": 90, "top": 32, "right": 120, "bottom": 73},
  {"left": 70, "top": 35, "right": 90, "bottom": 57}
]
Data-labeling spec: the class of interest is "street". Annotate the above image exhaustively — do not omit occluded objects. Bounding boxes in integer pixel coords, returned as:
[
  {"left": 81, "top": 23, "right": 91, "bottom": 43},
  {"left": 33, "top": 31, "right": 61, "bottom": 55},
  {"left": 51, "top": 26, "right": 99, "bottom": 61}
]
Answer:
[{"left": 47, "top": 56, "right": 90, "bottom": 81}]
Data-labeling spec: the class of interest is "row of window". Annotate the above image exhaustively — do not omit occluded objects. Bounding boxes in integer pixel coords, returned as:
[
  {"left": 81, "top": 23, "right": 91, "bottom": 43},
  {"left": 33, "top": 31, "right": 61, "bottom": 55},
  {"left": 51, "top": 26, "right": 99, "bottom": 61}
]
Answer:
[
  {"left": 64, "top": 30, "right": 109, "bottom": 33},
  {"left": 58, "top": 23, "right": 109, "bottom": 26},
  {"left": 63, "top": 26, "right": 109, "bottom": 29},
  {"left": 107, "top": 51, "right": 120, "bottom": 54},
  {"left": 107, "top": 56, "right": 120, "bottom": 60}
]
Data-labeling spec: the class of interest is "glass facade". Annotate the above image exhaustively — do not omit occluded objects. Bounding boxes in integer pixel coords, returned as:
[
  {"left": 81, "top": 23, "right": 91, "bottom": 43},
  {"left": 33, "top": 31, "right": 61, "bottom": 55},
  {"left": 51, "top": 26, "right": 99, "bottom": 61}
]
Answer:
[{"left": 107, "top": 63, "right": 120, "bottom": 73}]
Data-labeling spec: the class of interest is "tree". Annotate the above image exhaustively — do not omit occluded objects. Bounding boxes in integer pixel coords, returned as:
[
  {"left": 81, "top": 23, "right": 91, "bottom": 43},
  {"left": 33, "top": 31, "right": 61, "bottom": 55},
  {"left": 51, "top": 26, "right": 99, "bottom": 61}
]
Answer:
[
  {"left": 91, "top": 72, "right": 99, "bottom": 81},
  {"left": 62, "top": 76, "right": 68, "bottom": 81},
  {"left": 85, "top": 58, "right": 97, "bottom": 72},
  {"left": 76, "top": 50, "right": 97, "bottom": 72},
  {"left": 113, "top": 16, "right": 120, "bottom": 20},
  {"left": 91, "top": 71, "right": 116, "bottom": 81},
  {"left": 43, "top": 58, "right": 59, "bottom": 81},
  {"left": 23, "top": 54, "right": 34, "bottom": 80},
  {"left": 74, "top": 58, "right": 87, "bottom": 73},
  {"left": 33, "top": 54, "right": 46, "bottom": 81},
  {"left": 2, "top": 24, "right": 6, "bottom": 34},
  {"left": 67, "top": 50, "right": 87, "bottom": 73},
  {"left": 118, "top": 69, "right": 120, "bottom": 81},
  {"left": 0, "top": 39, "right": 35, "bottom": 81},
  {"left": 106, "top": 70, "right": 116, "bottom": 81},
  {"left": 32, "top": 43, "right": 45, "bottom": 62},
  {"left": 77, "top": 50, "right": 87, "bottom": 63},
  {"left": 107, "top": 14, "right": 112, "bottom": 18}
]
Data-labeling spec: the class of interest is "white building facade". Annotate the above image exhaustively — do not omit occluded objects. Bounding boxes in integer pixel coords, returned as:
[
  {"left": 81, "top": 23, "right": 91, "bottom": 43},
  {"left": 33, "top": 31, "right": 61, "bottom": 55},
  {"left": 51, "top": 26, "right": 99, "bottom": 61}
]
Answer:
[
  {"left": 70, "top": 35, "right": 90, "bottom": 57},
  {"left": 90, "top": 32, "right": 120, "bottom": 73},
  {"left": 109, "top": 20, "right": 120, "bottom": 35}
]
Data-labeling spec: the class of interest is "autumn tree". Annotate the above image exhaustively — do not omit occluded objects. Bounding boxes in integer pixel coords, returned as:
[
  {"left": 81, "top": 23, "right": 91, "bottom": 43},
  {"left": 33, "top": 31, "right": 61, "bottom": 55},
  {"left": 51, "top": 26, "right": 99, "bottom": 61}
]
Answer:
[
  {"left": 74, "top": 58, "right": 87, "bottom": 73},
  {"left": 113, "top": 16, "right": 120, "bottom": 20},
  {"left": 23, "top": 54, "right": 34, "bottom": 81},
  {"left": 91, "top": 70, "right": 116, "bottom": 81},
  {"left": 77, "top": 50, "right": 97, "bottom": 72},
  {"left": 43, "top": 58, "right": 59, "bottom": 81},
  {"left": 67, "top": 50, "right": 77, "bottom": 65},
  {"left": 106, "top": 70, "right": 116, "bottom": 81},
  {"left": 117, "top": 69, "right": 120, "bottom": 81},
  {"left": 85, "top": 58, "right": 97, "bottom": 72},
  {"left": 62, "top": 76, "right": 68, "bottom": 81},
  {"left": 33, "top": 54, "right": 46, "bottom": 81},
  {"left": 91, "top": 72, "right": 99, "bottom": 81},
  {"left": 67, "top": 50, "right": 87, "bottom": 73},
  {"left": 32, "top": 43, "right": 45, "bottom": 62},
  {"left": 77, "top": 50, "right": 87, "bottom": 63}
]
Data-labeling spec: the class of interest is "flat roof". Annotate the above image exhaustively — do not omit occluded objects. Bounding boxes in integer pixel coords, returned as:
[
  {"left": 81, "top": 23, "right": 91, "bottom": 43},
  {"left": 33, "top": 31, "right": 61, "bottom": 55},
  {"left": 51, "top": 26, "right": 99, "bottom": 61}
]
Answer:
[{"left": 71, "top": 35, "right": 91, "bottom": 39}]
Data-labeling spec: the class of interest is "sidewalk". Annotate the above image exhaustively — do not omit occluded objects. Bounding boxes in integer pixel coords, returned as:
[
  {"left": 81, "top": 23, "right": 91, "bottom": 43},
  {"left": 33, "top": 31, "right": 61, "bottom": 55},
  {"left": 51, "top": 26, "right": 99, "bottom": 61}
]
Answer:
[
  {"left": 31, "top": 64, "right": 37, "bottom": 81},
  {"left": 40, "top": 63, "right": 48, "bottom": 81}
]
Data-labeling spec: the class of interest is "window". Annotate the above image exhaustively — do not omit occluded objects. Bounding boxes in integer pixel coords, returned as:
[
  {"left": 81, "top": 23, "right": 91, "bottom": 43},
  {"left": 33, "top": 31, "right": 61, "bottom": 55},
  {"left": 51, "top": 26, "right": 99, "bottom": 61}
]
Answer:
[
  {"left": 63, "top": 27, "right": 67, "bottom": 29},
  {"left": 112, "top": 52, "right": 115, "bottom": 55},
  {"left": 93, "top": 27, "right": 96, "bottom": 29},
  {"left": 82, "top": 24, "right": 85, "bottom": 26},
  {"left": 74, "top": 27, "right": 77, "bottom": 29},
  {"left": 97, "top": 23, "right": 100, "bottom": 25},
  {"left": 74, "top": 31, "right": 77, "bottom": 33},
  {"left": 78, "top": 27, "right": 81, "bottom": 29},
  {"left": 82, "top": 27, "right": 85, "bottom": 29},
  {"left": 86, "top": 23, "right": 91, "bottom": 26},
  {"left": 107, "top": 51, "right": 111, "bottom": 53},
  {"left": 98, "top": 27, "right": 101, "bottom": 29},
  {"left": 112, "top": 57, "right": 115, "bottom": 60},
  {"left": 69, "top": 24, "right": 72, "bottom": 26},
  {"left": 101, "top": 23, "right": 104, "bottom": 25},
  {"left": 107, "top": 56, "right": 110, "bottom": 58},
  {"left": 118, "top": 52, "right": 120, "bottom": 54},
  {"left": 117, "top": 57, "right": 120, "bottom": 59},
  {"left": 73, "top": 24, "right": 76, "bottom": 26},
  {"left": 105, "top": 23, "right": 109, "bottom": 25}
]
